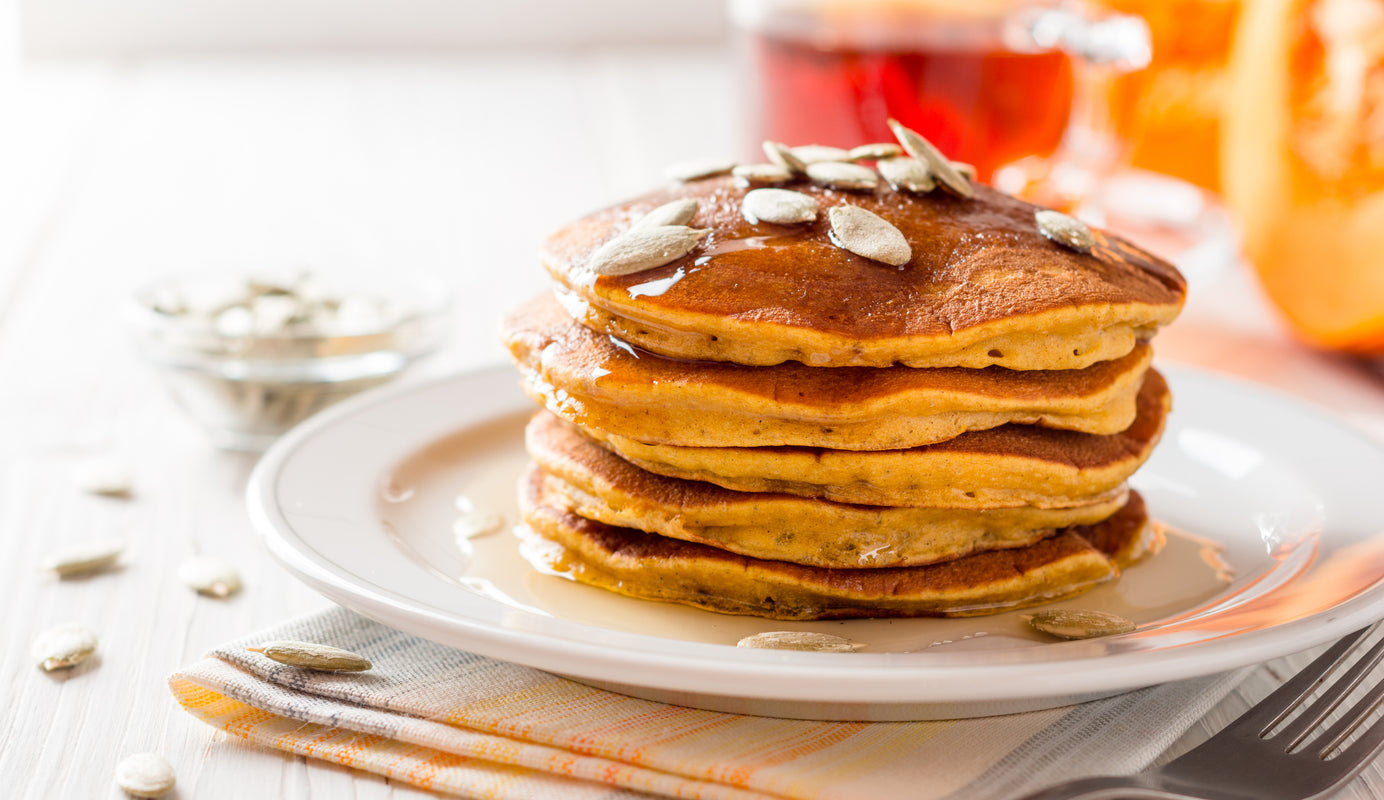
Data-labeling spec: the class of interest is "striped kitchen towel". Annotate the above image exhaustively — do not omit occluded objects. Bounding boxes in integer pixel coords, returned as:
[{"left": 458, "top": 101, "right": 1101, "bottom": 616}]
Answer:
[{"left": 169, "top": 607, "right": 1243, "bottom": 800}]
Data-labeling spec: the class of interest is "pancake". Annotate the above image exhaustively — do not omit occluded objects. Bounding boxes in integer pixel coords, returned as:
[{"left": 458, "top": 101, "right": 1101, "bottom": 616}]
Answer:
[
  {"left": 518, "top": 468, "right": 1156, "bottom": 620},
  {"left": 543, "top": 177, "right": 1186, "bottom": 370},
  {"left": 505, "top": 292, "right": 1153, "bottom": 450},
  {"left": 526, "top": 413, "right": 1129, "bottom": 568},
  {"left": 581, "top": 369, "right": 1170, "bottom": 509}
]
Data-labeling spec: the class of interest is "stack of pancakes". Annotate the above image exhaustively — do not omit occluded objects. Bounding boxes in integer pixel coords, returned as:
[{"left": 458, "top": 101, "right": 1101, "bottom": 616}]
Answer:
[{"left": 502, "top": 134, "right": 1186, "bottom": 620}]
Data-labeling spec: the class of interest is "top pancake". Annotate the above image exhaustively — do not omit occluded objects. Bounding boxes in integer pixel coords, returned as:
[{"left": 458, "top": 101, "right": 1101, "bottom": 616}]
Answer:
[{"left": 542, "top": 177, "right": 1186, "bottom": 369}]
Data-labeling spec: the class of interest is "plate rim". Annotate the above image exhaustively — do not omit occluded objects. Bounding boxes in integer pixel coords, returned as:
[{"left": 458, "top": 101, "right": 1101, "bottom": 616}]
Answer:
[{"left": 248, "top": 362, "right": 1384, "bottom": 706}]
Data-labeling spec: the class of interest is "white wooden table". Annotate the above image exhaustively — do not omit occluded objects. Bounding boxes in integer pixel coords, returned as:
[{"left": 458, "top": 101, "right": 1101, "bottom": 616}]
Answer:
[{"left": 5, "top": 50, "right": 1384, "bottom": 799}]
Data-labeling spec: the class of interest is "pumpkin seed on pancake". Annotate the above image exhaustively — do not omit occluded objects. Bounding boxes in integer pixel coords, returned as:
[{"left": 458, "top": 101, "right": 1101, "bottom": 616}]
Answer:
[
  {"left": 585, "top": 370, "right": 1170, "bottom": 509},
  {"left": 517, "top": 470, "right": 1154, "bottom": 620},
  {"left": 505, "top": 293, "right": 1153, "bottom": 450},
  {"left": 525, "top": 415, "right": 1129, "bottom": 569},
  {"left": 540, "top": 177, "right": 1185, "bottom": 369}
]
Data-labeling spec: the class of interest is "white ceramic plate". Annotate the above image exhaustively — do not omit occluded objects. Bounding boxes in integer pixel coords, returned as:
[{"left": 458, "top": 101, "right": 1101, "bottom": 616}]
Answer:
[{"left": 249, "top": 363, "right": 1384, "bottom": 720}]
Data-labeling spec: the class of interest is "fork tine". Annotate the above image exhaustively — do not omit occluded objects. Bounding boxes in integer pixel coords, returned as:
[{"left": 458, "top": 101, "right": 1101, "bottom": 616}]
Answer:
[
  {"left": 1309, "top": 667, "right": 1384, "bottom": 757},
  {"left": 1276, "top": 632, "right": 1384, "bottom": 749},
  {"left": 1224, "top": 625, "right": 1376, "bottom": 736},
  {"left": 1333, "top": 699, "right": 1384, "bottom": 773}
]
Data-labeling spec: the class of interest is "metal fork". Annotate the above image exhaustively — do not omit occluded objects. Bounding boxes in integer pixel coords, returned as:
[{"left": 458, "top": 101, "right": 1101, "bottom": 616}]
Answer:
[{"left": 1017, "top": 624, "right": 1384, "bottom": 800}]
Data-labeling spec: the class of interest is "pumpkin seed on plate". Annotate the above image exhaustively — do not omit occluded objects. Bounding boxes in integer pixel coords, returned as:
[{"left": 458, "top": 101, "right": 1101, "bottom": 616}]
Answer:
[
  {"left": 738, "top": 631, "right": 861, "bottom": 652},
  {"left": 1028, "top": 609, "right": 1136, "bottom": 640}
]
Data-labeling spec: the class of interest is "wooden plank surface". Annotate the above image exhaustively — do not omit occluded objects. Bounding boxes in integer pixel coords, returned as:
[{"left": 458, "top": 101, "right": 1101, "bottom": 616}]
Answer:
[{"left": 4, "top": 49, "right": 1384, "bottom": 799}]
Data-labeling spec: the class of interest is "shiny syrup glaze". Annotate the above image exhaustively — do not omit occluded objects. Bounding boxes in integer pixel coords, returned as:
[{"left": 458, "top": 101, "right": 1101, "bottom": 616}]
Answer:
[
  {"left": 541, "top": 178, "right": 1187, "bottom": 341},
  {"left": 375, "top": 415, "right": 1239, "bottom": 651},
  {"left": 504, "top": 291, "right": 1152, "bottom": 409}
]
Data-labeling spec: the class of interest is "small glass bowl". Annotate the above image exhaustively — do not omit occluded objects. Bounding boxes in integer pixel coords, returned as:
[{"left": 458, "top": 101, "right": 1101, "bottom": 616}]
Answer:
[{"left": 128, "top": 272, "right": 452, "bottom": 451}]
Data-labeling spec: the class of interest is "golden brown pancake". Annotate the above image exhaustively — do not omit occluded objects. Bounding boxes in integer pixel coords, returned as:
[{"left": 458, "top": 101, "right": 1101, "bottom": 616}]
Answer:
[
  {"left": 543, "top": 178, "right": 1186, "bottom": 370},
  {"left": 526, "top": 413, "right": 1129, "bottom": 568},
  {"left": 518, "top": 469, "right": 1156, "bottom": 620},
  {"left": 505, "top": 292, "right": 1153, "bottom": 449},
  {"left": 582, "top": 369, "right": 1170, "bottom": 509}
]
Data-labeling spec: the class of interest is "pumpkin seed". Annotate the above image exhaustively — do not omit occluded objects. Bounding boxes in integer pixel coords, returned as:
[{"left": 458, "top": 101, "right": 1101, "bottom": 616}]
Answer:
[
  {"left": 455, "top": 510, "right": 504, "bottom": 540},
  {"left": 588, "top": 225, "right": 709, "bottom": 276},
  {"left": 114, "top": 753, "right": 176, "bottom": 798},
  {"left": 951, "top": 161, "right": 978, "bottom": 180},
  {"left": 742, "top": 188, "right": 819, "bottom": 225},
  {"left": 71, "top": 457, "right": 133, "bottom": 497},
  {"left": 664, "top": 157, "right": 736, "bottom": 182},
  {"left": 630, "top": 198, "right": 698, "bottom": 230},
  {"left": 827, "top": 205, "right": 912, "bottom": 266},
  {"left": 1035, "top": 209, "right": 1097, "bottom": 253},
  {"left": 41, "top": 539, "right": 124, "bottom": 578},
  {"left": 1028, "top": 609, "right": 1136, "bottom": 640},
  {"left": 738, "top": 631, "right": 861, "bottom": 653},
  {"left": 731, "top": 163, "right": 793, "bottom": 186},
  {"left": 876, "top": 156, "right": 936, "bottom": 194},
  {"left": 178, "top": 555, "right": 242, "bottom": 598},
  {"left": 848, "top": 142, "right": 903, "bottom": 161},
  {"left": 790, "top": 144, "right": 851, "bottom": 164},
  {"left": 762, "top": 140, "right": 808, "bottom": 175},
  {"left": 247, "top": 640, "right": 372, "bottom": 671},
  {"left": 806, "top": 161, "right": 880, "bottom": 191},
  {"left": 32, "top": 624, "right": 98, "bottom": 671},
  {"left": 887, "top": 118, "right": 974, "bottom": 198}
]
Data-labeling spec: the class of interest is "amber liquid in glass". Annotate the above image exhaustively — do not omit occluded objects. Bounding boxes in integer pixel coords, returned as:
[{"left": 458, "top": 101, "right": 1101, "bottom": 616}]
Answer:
[{"left": 746, "top": 27, "right": 1074, "bottom": 180}]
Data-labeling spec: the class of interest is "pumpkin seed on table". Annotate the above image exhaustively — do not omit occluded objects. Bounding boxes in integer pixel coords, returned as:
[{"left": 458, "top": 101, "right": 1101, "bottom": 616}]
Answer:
[
  {"left": 664, "top": 157, "right": 736, "bottom": 182},
  {"left": 587, "top": 225, "right": 709, "bottom": 277},
  {"left": 1028, "top": 609, "right": 1136, "bottom": 640},
  {"left": 40, "top": 539, "right": 124, "bottom": 578},
  {"left": 630, "top": 198, "right": 699, "bottom": 230},
  {"left": 876, "top": 156, "right": 936, "bottom": 194},
  {"left": 742, "top": 188, "right": 819, "bottom": 225},
  {"left": 762, "top": 140, "right": 808, "bottom": 175},
  {"left": 732, "top": 163, "right": 793, "bottom": 186},
  {"left": 178, "top": 555, "right": 242, "bottom": 598},
  {"left": 247, "top": 641, "right": 372, "bottom": 671},
  {"left": 951, "top": 161, "right": 978, "bottom": 180},
  {"left": 114, "top": 753, "right": 176, "bottom": 798},
  {"left": 806, "top": 161, "right": 880, "bottom": 191},
  {"left": 32, "top": 623, "right": 98, "bottom": 671},
  {"left": 1035, "top": 209, "right": 1097, "bottom": 253},
  {"left": 848, "top": 142, "right": 903, "bottom": 161},
  {"left": 887, "top": 118, "right": 974, "bottom": 198},
  {"left": 738, "top": 631, "right": 861, "bottom": 653},
  {"left": 70, "top": 457, "right": 133, "bottom": 497},
  {"left": 828, "top": 205, "right": 912, "bottom": 267}
]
